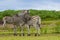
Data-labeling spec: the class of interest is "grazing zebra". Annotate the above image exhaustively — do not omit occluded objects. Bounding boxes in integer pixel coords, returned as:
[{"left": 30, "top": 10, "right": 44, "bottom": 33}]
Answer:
[{"left": 26, "top": 15, "right": 41, "bottom": 36}]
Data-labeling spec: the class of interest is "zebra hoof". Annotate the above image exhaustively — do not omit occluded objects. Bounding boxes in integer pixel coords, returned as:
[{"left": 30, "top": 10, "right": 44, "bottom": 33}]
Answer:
[
  {"left": 27, "top": 34, "right": 31, "bottom": 36},
  {"left": 19, "top": 34, "right": 21, "bottom": 36},
  {"left": 35, "top": 33, "right": 37, "bottom": 36},
  {"left": 22, "top": 33, "right": 25, "bottom": 36},
  {"left": 14, "top": 34, "right": 17, "bottom": 36},
  {"left": 20, "top": 33, "right": 25, "bottom": 36}
]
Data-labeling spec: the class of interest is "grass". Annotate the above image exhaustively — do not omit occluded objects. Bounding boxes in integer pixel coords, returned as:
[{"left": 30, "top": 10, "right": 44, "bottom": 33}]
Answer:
[
  {"left": 0, "top": 20, "right": 60, "bottom": 34},
  {"left": 0, "top": 34, "right": 60, "bottom": 40},
  {"left": 0, "top": 20, "right": 60, "bottom": 40}
]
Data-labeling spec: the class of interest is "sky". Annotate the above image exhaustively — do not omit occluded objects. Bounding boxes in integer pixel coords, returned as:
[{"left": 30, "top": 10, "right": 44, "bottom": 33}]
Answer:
[{"left": 0, "top": 0, "right": 60, "bottom": 11}]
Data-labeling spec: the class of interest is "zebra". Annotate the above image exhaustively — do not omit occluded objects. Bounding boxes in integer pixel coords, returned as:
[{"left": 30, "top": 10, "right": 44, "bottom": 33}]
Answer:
[
  {"left": 3, "top": 10, "right": 41, "bottom": 36},
  {"left": 26, "top": 15, "right": 41, "bottom": 36},
  {"left": 3, "top": 10, "right": 31, "bottom": 36}
]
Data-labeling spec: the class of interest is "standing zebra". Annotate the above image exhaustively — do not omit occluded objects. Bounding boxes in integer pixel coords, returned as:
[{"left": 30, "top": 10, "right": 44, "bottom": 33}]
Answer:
[
  {"left": 26, "top": 15, "right": 41, "bottom": 36},
  {"left": 3, "top": 10, "right": 41, "bottom": 36},
  {"left": 3, "top": 10, "right": 31, "bottom": 36},
  {"left": 15, "top": 10, "right": 41, "bottom": 36}
]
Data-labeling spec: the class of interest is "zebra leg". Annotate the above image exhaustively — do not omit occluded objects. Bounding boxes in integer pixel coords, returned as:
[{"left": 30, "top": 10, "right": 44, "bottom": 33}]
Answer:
[
  {"left": 3, "top": 21, "right": 6, "bottom": 30},
  {"left": 3, "top": 20, "right": 6, "bottom": 27},
  {"left": 35, "top": 24, "right": 40, "bottom": 36},
  {"left": 36, "top": 24, "right": 41, "bottom": 36},
  {"left": 34, "top": 25, "right": 37, "bottom": 36},
  {"left": 20, "top": 26, "right": 24, "bottom": 36},
  {"left": 29, "top": 25, "right": 30, "bottom": 29},
  {"left": 14, "top": 25, "right": 17, "bottom": 36},
  {"left": 32, "top": 24, "right": 39, "bottom": 36},
  {"left": 27, "top": 25, "right": 30, "bottom": 36},
  {"left": 37, "top": 27, "right": 40, "bottom": 36}
]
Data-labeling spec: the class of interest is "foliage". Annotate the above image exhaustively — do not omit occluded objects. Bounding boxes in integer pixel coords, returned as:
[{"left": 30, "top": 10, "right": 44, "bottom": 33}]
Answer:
[
  {"left": 0, "top": 10, "right": 21, "bottom": 20},
  {"left": 0, "top": 9, "right": 60, "bottom": 20},
  {"left": 30, "top": 9, "right": 60, "bottom": 20}
]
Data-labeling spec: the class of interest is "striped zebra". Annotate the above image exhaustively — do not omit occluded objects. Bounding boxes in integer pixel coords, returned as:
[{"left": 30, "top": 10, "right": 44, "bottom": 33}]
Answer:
[
  {"left": 3, "top": 10, "right": 41, "bottom": 36},
  {"left": 3, "top": 10, "right": 30, "bottom": 36},
  {"left": 26, "top": 15, "right": 41, "bottom": 36}
]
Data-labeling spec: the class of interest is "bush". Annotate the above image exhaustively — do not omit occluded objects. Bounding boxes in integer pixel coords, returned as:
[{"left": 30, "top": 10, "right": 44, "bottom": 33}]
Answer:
[{"left": 0, "top": 9, "right": 60, "bottom": 20}]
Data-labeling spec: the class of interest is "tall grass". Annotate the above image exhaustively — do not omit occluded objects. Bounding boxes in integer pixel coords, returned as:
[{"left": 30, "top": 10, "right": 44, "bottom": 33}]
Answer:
[{"left": 0, "top": 20, "right": 60, "bottom": 35}]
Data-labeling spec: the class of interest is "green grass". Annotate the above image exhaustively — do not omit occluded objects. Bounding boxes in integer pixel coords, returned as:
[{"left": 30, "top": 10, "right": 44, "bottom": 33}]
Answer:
[
  {"left": 0, "top": 20, "right": 60, "bottom": 34},
  {"left": 0, "top": 34, "right": 60, "bottom": 40},
  {"left": 0, "top": 20, "right": 60, "bottom": 40}
]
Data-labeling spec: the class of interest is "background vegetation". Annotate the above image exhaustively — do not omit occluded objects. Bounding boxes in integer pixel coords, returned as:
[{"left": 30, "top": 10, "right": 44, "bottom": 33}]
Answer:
[
  {"left": 0, "top": 9, "right": 60, "bottom": 20},
  {"left": 0, "top": 9, "right": 60, "bottom": 34}
]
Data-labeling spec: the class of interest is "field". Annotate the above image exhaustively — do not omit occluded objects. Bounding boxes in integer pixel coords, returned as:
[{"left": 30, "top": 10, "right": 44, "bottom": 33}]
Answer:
[
  {"left": 0, "top": 20, "right": 60, "bottom": 40},
  {"left": 0, "top": 34, "right": 60, "bottom": 40},
  {"left": 0, "top": 20, "right": 60, "bottom": 34}
]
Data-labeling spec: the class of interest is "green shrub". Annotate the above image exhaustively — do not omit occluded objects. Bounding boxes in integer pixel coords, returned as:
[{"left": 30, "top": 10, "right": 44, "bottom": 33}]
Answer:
[{"left": 0, "top": 9, "right": 60, "bottom": 20}]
